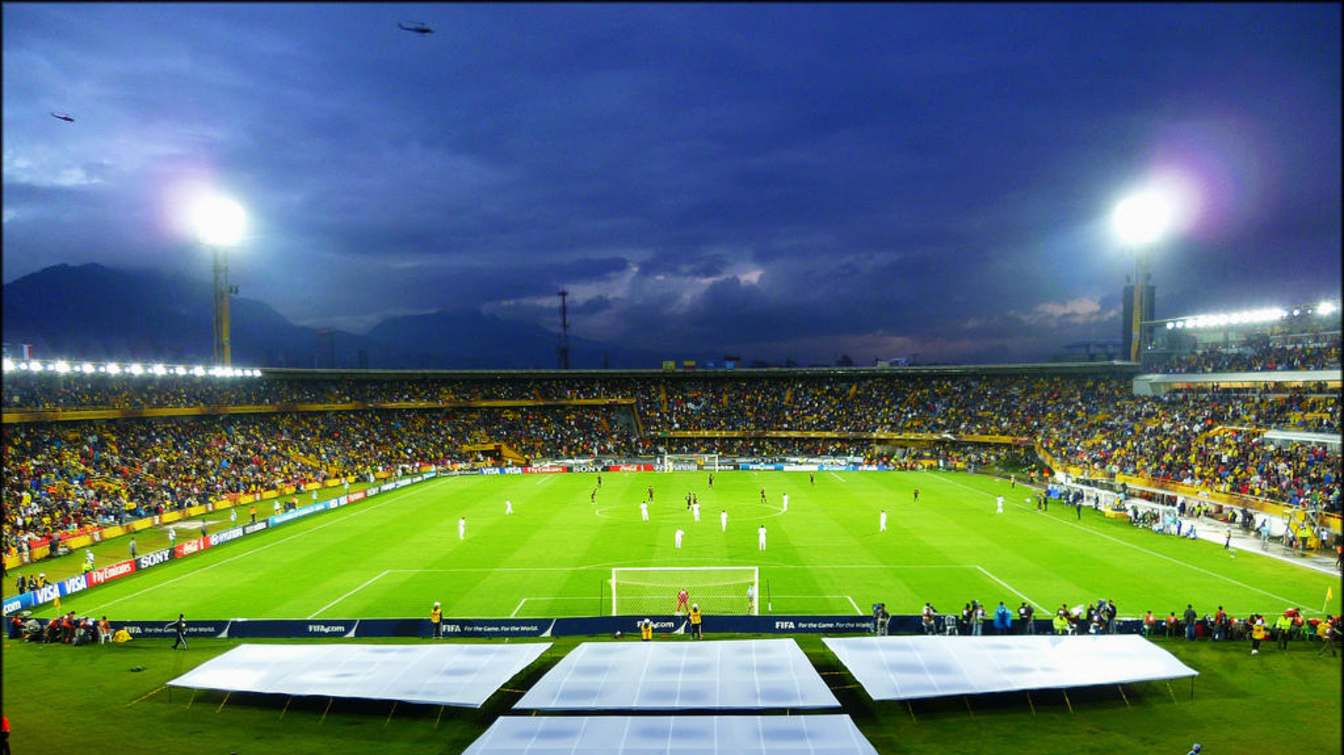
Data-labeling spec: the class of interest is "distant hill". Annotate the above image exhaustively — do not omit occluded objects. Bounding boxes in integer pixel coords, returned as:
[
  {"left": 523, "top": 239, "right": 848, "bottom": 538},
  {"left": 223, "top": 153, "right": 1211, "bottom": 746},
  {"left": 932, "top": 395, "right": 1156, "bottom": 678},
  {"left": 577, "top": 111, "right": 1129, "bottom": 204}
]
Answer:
[{"left": 1, "top": 263, "right": 664, "bottom": 369}]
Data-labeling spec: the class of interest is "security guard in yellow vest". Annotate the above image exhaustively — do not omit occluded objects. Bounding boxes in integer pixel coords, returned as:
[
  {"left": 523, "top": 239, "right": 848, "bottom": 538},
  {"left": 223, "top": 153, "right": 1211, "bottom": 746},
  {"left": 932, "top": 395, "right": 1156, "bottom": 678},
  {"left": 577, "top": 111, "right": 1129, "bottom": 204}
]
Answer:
[
  {"left": 430, "top": 602, "right": 443, "bottom": 639},
  {"left": 640, "top": 619, "right": 653, "bottom": 641},
  {"left": 689, "top": 605, "right": 703, "bottom": 639}
]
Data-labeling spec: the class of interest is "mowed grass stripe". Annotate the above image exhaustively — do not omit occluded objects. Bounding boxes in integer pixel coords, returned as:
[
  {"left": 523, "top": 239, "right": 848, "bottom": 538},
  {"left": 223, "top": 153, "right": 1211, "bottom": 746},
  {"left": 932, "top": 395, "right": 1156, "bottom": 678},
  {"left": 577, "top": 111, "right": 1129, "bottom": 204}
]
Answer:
[{"left": 43, "top": 471, "right": 1340, "bottom": 621}]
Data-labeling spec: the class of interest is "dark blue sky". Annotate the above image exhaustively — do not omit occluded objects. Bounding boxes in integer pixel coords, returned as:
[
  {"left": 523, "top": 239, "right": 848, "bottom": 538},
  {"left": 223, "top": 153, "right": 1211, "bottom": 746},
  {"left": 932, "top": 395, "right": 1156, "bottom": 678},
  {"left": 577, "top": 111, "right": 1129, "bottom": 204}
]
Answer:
[{"left": 3, "top": 3, "right": 1340, "bottom": 363}]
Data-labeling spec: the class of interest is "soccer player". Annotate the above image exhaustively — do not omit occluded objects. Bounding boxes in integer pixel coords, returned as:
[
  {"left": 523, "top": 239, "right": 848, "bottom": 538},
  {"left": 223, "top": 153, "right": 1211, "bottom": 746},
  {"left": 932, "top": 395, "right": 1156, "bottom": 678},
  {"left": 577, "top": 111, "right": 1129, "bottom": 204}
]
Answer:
[
  {"left": 85, "top": 548, "right": 95, "bottom": 566},
  {"left": 431, "top": 601, "right": 443, "bottom": 638},
  {"left": 720, "top": 509, "right": 728, "bottom": 532},
  {"left": 505, "top": 499, "right": 513, "bottom": 515},
  {"left": 597, "top": 475, "right": 602, "bottom": 488},
  {"left": 230, "top": 507, "right": 238, "bottom": 524},
  {"left": 760, "top": 488, "right": 767, "bottom": 503},
  {"left": 708, "top": 473, "right": 714, "bottom": 488},
  {"left": 273, "top": 500, "right": 281, "bottom": 516},
  {"left": 880, "top": 510, "right": 887, "bottom": 532},
  {"left": 1224, "top": 529, "right": 1231, "bottom": 549},
  {"left": 591, "top": 489, "right": 597, "bottom": 503},
  {"left": 809, "top": 472, "right": 815, "bottom": 486},
  {"left": 746, "top": 583, "right": 756, "bottom": 613},
  {"left": 995, "top": 496, "right": 1004, "bottom": 514},
  {"left": 692, "top": 502, "right": 701, "bottom": 522},
  {"left": 781, "top": 493, "right": 788, "bottom": 513},
  {"left": 913, "top": 488, "right": 920, "bottom": 503},
  {"left": 689, "top": 603, "right": 703, "bottom": 639},
  {"left": 167, "top": 528, "right": 177, "bottom": 546},
  {"left": 686, "top": 492, "right": 692, "bottom": 510},
  {"left": 167, "top": 613, "right": 188, "bottom": 650},
  {"left": 458, "top": 516, "right": 466, "bottom": 540},
  {"left": 676, "top": 589, "right": 690, "bottom": 615},
  {"left": 757, "top": 524, "right": 767, "bottom": 551},
  {"left": 647, "top": 486, "right": 654, "bottom": 502},
  {"left": 1010, "top": 475, "right": 1016, "bottom": 489},
  {"left": 674, "top": 529, "right": 684, "bottom": 549}
]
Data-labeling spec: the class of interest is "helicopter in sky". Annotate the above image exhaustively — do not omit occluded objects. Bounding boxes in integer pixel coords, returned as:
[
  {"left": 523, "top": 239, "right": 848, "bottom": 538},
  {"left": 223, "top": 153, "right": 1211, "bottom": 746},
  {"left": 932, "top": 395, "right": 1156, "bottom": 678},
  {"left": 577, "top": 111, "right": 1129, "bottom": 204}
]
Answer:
[
  {"left": 397, "top": 21, "right": 433, "bottom": 35},
  {"left": 50, "top": 112, "right": 75, "bottom": 123}
]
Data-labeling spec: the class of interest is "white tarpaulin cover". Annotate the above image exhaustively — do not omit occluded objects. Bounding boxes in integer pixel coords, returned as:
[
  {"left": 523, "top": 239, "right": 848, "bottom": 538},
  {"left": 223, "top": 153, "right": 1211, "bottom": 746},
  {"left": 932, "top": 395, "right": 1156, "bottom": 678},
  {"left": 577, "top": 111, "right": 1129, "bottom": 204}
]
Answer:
[
  {"left": 822, "top": 635, "right": 1198, "bottom": 701},
  {"left": 167, "top": 642, "right": 550, "bottom": 707},
  {"left": 463, "top": 715, "right": 879, "bottom": 754},
  {"left": 515, "top": 639, "right": 838, "bottom": 711}
]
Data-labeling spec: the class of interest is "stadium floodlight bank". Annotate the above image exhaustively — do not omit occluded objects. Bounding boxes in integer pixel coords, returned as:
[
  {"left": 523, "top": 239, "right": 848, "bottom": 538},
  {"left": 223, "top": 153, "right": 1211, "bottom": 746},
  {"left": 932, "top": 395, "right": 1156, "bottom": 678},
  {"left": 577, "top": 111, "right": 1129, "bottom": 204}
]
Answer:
[
  {"left": 659, "top": 453, "right": 720, "bottom": 472},
  {"left": 611, "top": 566, "right": 759, "bottom": 615}
]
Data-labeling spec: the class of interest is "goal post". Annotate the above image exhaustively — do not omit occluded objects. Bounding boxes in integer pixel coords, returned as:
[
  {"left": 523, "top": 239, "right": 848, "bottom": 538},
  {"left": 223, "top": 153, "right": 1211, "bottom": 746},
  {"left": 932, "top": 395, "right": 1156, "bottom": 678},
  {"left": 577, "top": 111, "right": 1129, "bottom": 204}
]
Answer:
[
  {"left": 658, "top": 453, "right": 720, "bottom": 472},
  {"left": 610, "top": 566, "right": 759, "bottom": 616}
]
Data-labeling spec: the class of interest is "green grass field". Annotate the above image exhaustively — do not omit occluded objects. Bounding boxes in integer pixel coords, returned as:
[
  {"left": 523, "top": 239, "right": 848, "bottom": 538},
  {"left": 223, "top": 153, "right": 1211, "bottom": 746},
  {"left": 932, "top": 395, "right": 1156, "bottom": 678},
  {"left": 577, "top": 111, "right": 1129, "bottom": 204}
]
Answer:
[
  {"left": 5, "top": 470, "right": 1341, "bottom": 753},
  {"left": 26, "top": 470, "right": 1341, "bottom": 621}
]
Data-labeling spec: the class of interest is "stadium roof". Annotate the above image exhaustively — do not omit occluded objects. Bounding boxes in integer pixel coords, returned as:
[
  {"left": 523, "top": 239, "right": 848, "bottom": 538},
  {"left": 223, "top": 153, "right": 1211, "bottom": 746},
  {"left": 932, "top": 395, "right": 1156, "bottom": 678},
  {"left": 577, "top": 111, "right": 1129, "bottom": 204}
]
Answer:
[{"left": 258, "top": 361, "right": 1142, "bottom": 380}]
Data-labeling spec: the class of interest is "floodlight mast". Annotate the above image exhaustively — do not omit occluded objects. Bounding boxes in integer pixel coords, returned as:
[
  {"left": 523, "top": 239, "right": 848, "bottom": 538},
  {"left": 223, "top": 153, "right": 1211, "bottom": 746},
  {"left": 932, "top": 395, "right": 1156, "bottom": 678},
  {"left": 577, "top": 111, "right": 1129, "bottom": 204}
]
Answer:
[
  {"left": 193, "top": 195, "right": 246, "bottom": 366},
  {"left": 1111, "top": 189, "right": 1173, "bottom": 362}
]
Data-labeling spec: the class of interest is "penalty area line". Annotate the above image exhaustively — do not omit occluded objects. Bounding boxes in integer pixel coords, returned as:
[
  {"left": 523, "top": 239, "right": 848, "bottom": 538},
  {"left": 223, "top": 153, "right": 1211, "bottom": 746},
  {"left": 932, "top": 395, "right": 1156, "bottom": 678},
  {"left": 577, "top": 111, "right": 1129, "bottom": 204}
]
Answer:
[
  {"left": 829, "top": 472, "right": 847, "bottom": 483},
  {"left": 846, "top": 595, "right": 862, "bottom": 615},
  {"left": 307, "top": 570, "right": 391, "bottom": 619},
  {"left": 975, "top": 565, "right": 1047, "bottom": 611}
]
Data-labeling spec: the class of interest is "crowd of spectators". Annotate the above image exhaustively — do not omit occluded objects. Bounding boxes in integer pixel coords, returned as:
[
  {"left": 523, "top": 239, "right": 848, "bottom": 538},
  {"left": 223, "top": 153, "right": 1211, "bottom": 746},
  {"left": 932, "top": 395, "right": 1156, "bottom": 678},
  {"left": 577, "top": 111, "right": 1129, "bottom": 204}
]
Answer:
[
  {"left": 1150, "top": 334, "right": 1341, "bottom": 374},
  {"left": 3, "top": 371, "right": 1340, "bottom": 556},
  {"left": 2, "top": 406, "right": 631, "bottom": 554}
]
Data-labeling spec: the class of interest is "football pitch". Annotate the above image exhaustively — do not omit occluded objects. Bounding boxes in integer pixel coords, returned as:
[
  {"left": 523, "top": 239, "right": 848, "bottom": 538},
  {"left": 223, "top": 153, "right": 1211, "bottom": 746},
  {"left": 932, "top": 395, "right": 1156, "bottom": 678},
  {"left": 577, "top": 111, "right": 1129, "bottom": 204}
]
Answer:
[{"left": 39, "top": 470, "right": 1341, "bottom": 622}]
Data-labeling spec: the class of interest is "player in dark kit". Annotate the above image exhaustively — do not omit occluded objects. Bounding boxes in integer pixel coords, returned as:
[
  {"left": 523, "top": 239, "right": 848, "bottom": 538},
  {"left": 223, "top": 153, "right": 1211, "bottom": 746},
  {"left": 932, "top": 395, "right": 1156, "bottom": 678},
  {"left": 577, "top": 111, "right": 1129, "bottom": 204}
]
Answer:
[
  {"left": 913, "top": 488, "right": 920, "bottom": 503},
  {"left": 647, "top": 486, "right": 654, "bottom": 502},
  {"left": 597, "top": 475, "right": 602, "bottom": 488},
  {"left": 686, "top": 492, "right": 693, "bottom": 510},
  {"left": 591, "top": 488, "right": 597, "bottom": 503},
  {"left": 708, "top": 473, "right": 714, "bottom": 488},
  {"left": 760, "top": 488, "right": 767, "bottom": 503},
  {"left": 809, "top": 473, "right": 815, "bottom": 486}
]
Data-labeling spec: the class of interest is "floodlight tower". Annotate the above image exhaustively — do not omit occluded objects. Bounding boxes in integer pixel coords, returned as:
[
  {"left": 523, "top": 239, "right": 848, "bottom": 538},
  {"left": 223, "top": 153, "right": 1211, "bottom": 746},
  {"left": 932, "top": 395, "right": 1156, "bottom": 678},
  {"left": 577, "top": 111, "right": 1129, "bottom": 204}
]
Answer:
[
  {"left": 557, "top": 290, "right": 571, "bottom": 370},
  {"left": 191, "top": 195, "right": 247, "bottom": 366},
  {"left": 1111, "top": 188, "right": 1175, "bottom": 362}
]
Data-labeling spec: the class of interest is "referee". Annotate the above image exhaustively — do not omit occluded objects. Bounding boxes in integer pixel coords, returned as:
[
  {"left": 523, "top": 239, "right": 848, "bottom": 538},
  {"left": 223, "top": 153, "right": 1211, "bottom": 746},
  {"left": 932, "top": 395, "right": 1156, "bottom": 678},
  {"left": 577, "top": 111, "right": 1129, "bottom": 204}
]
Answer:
[{"left": 166, "top": 613, "right": 188, "bottom": 650}]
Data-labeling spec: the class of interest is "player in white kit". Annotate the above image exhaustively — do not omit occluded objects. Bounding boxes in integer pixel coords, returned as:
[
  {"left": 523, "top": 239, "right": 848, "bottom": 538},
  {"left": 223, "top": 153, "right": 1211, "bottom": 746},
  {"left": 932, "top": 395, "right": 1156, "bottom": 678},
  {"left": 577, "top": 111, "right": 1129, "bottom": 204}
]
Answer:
[
  {"left": 674, "top": 529, "right": 684, "bottom": 549},
  {"left": 458, "top": 516, "right": 466, "bottom": 539},
  {"left": 757, "top": 524, "right": 767, "bottom": 551},
  {"left": 720, "top": 509, "right": 728, "bottom": 532},
  {"left": 880, "top": 510, "right": 887, "bottom": 532},
  {"left": 505, "top": 499, "right": 513, "bottom": 515},
  {"left": 692, "top": 502, "right": 700, "bottom": 522},
  {"left": 640, "top": 501, "right": 649, "bottom": 521},
  {"left": 782, "top": 493, "right": 788, "bottom": 512},
  {"left": 995, "top": 496, "right": 1004, "bottom": 514}
]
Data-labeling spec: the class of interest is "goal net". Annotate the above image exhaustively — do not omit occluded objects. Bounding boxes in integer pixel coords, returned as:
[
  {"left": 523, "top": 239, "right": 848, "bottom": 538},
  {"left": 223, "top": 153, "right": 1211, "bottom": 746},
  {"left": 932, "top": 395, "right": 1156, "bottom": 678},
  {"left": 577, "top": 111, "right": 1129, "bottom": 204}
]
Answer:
[
  {"left": 611, "top": 566, "right": 759, "bottom": 616},
  {"left": 658, "top": 453, "right": 720, "bottom": 472}
]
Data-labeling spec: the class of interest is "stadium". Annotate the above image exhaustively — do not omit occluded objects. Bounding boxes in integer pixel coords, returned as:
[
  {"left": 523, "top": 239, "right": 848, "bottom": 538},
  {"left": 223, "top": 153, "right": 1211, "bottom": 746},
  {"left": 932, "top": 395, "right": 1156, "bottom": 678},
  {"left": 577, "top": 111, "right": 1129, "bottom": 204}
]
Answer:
[{"left": 3, "top": 4, "right": 1341, "bottom": 755}]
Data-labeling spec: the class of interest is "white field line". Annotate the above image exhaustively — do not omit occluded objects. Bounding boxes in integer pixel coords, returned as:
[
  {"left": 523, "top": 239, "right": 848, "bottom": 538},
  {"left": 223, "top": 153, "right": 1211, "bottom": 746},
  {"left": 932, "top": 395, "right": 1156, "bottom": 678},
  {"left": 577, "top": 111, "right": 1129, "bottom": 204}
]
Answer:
[
  {"left": 307, "top": 569, "right": 390, "bottom": 619},
  {"left": 386, "top": 564, "right": 977, "bottom": 573},
  {"left": 846, "top": 595, "right": 863, "bottom": 615},
  {"left": 829, "top": 472, "right": 847, "bottom": 483},
  {"left": 82, "top": 479, "right": 450, "bottom": 615},
  {"left": 510, "top": 598, "right": 528, "bottom": 617},
  {"left": 927, "top": 472, "right": 1316, "bottom": 611},
  {"left": 975, "top": 565, "right": 1047, "bottom": 611}
]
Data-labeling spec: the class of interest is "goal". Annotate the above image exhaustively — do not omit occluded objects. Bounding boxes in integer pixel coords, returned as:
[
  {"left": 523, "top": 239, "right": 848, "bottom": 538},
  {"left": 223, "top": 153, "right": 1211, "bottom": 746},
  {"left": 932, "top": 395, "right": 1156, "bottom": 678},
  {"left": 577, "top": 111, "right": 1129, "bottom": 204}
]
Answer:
[
  {"left": 658, "top": 453, "right": 720, "bottom": 472},
  {"left": 610, "top": 566, "right": 759, "bottom": 616}
]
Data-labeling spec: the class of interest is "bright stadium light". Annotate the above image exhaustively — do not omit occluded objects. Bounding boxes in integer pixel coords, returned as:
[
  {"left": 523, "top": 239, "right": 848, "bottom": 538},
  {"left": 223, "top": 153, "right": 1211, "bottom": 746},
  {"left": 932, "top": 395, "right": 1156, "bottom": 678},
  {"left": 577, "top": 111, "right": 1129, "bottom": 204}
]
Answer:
[
  {"left": 151, "top": 364, "right": 167, "bottom": 376},
  {"left": 128, "top": 363, "right": 144, "bottom": 376},
  {"left": 174, "top": 365, "right": 187, "bottom": 375},
  {"left": 1318, "top": 301, "right": 1338, "bottom": 317},
  {"left": 53, "top": 361, "right": 71, "bottom": 374},
  {"left": 81, "top": 363, "right": 95, "bottom": 374},
  {"left": 28, "top": 361, "right": 43, "bottom": 372},
  {"left": 192, "top": 365, "right": 206, "bottom": 377},
  {"left": 189, "top": 194, "right": 247, "bottom": 247},
  {"left": 2, "top": 358, "right": 14, "bottom": 372},
  {"left": 1111, "top": 190, "right": 1176, "bottom": 247},
  {"left": 106, "top": 363, "right": 121, "bottom": 375}
]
